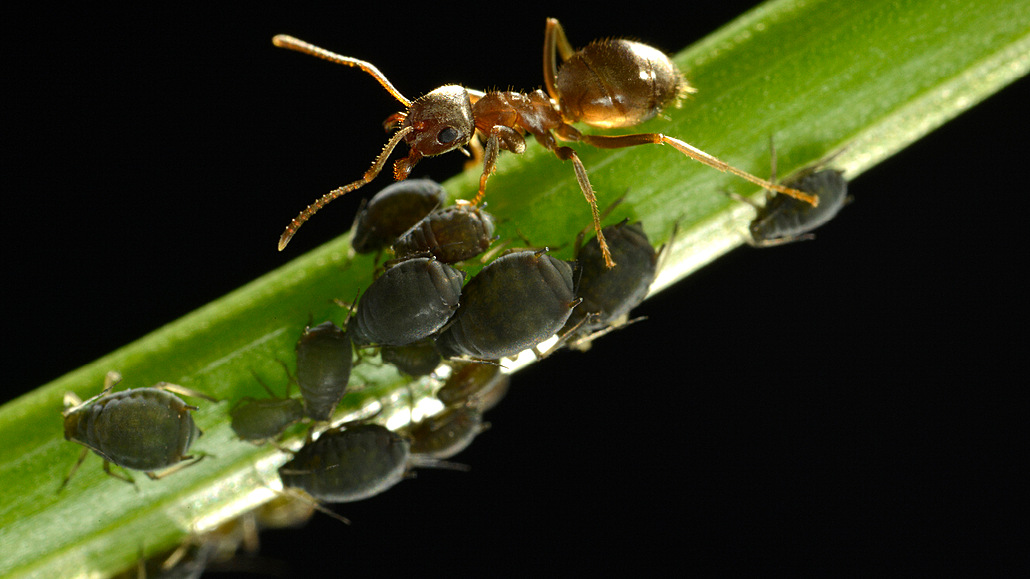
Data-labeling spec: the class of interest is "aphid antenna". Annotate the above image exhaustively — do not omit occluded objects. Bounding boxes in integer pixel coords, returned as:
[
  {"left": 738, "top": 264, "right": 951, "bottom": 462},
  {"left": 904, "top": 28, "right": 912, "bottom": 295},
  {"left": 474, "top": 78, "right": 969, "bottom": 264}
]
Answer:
[{"left": 154, "top": 382, "right": 219, "bottom": 403}]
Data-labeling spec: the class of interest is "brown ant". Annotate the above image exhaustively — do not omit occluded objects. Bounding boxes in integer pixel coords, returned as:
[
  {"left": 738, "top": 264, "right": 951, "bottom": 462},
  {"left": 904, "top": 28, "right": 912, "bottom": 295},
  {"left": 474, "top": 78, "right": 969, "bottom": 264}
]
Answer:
[{"left": 273, "top": 19, "right": 818, "bottom": 267}]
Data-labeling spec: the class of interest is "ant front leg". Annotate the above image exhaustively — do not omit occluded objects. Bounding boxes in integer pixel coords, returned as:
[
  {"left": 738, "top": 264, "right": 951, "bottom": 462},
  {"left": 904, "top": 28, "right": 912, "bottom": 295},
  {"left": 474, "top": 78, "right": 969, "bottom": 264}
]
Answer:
[
  {"left": 472, "top": 126, "right": 525, "bottom": 205},
  {"left": 578, "top": 133, "right": 819, "bottom": 206}
]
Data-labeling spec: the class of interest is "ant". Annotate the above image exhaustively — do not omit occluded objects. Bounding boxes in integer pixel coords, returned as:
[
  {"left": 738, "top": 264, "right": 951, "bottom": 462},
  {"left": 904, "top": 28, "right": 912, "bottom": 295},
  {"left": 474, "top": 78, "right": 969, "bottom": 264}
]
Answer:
[{"left": 273, "top": 18, "right": 817, "bottom": 268}]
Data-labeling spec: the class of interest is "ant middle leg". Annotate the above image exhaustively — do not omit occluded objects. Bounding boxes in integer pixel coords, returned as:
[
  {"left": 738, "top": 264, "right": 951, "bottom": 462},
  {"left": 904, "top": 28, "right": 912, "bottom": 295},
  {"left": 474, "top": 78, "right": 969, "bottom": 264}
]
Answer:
[{"left": 553, "top": 145, "right": 615, "bottom": 268}]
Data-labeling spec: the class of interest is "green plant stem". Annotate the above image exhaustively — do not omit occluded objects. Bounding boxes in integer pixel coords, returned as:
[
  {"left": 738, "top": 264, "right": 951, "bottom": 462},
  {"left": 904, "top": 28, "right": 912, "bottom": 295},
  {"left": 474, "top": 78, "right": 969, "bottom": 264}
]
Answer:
[{"left": 1, "top": 0, "right": 1027, "bottom": 576}]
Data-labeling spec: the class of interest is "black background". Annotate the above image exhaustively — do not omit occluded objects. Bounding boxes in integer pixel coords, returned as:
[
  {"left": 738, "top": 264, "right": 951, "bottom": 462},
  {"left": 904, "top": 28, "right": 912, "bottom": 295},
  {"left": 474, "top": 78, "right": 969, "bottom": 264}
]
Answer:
[{"left": 6, "top": 2, "right": 1027, "bottom": 576}]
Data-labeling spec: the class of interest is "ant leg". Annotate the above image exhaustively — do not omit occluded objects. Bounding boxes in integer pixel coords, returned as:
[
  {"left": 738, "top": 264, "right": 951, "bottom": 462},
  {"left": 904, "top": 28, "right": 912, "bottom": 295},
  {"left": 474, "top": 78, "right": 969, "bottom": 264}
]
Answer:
[
  {"left": 553, "top": 146, "right": 616, "bottom": 268},
  {"left": 543, "top": 18, "right": 577, "bottom": 102},
  {"left": 471, "top": 126, "right": 525, "bottom": 205},
  {"left": 578, "top": 133, "right": 819, "bottom": 206}
]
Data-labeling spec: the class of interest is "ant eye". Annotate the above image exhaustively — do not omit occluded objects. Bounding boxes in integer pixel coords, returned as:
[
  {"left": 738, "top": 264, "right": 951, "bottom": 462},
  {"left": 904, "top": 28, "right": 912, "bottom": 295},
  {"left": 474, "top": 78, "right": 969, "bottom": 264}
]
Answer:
[{"left": 437, "top": 127, "right": 459, "bottom": 144}]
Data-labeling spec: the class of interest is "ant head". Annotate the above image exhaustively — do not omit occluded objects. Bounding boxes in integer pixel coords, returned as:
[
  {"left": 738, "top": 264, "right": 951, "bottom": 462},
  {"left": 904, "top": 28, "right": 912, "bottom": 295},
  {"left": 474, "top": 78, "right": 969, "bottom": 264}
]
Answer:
[{"left": 393, "top": 85, "right": 474, "bottom": 179}]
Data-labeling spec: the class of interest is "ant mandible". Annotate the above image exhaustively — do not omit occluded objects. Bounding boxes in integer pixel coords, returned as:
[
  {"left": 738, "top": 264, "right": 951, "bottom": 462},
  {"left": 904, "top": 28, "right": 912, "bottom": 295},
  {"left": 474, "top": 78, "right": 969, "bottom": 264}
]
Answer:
[{"left": 273, "top": 19, "right": 818, "bottom": 267}]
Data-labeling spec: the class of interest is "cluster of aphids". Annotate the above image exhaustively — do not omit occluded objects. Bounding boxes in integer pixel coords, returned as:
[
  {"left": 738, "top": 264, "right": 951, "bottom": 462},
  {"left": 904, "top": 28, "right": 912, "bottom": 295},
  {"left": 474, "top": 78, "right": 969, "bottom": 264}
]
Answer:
[{"left": 60, "top": 17, "right": 852, "bottom": 573}]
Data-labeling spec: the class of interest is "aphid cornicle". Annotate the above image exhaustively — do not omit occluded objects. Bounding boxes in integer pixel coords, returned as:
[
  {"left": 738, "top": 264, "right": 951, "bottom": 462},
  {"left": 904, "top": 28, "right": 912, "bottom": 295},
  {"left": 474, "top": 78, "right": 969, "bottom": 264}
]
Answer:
[
  {"left": 434, "top": 250, "right": 580, "bottom": 360},
  {"left": 295, "top": 321, "right": 353, "bottom": 422},
  {"left": 272, "top": 19, "right": 818, "bottom": 268},
  {"left": 60, "top": 372, "right": 213, "bottom": 488},
  {"left": 351, "top": 178, "right": 448, "bottom": 254},
  {"left": 347, "top": 257, "right": 465, "bottom": 347}
]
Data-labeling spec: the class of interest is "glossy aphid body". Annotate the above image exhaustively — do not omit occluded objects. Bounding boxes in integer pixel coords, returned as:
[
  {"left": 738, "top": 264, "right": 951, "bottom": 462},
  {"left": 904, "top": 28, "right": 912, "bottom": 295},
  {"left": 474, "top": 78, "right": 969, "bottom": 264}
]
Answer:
[
  {"left": 273, "top": 19, "right": 818, "bottom": 268},
  {"left": 347, "top": 257, "right": 465, "bottom": 347},
  {"left": 278, "top": 423, "right": 411, "bottom": 503},
  {"left": 229, "top": 375, "right": 305, "bottom": 443},
  {"left": 61, "top": 372, "right": 212, "bottom": 487},
  {"left": 436, "top": 362, "right": 510, "bottom": 411},
  {"left": 351, "top": 178, "right": 448, "bottom": 254},
  {"left": 407, "top": 405, "right": 488, "bottom": 460},
  {"left": 295, "top": 321, "right": 353, "bottom": 421},
  {"left": 380, "top": 338, "right": 442, "bottom": 377},
  {"left": 435, "top": 250, "right": 580, "bottom": 360},
  {"left": 391, "top": 203, "right": 497, "bottom": 264},
  {"left": 747, "top": 169, "right": 848, "bottom": 246},
  {"left": 564, "top": 219, "right": 658, "bottom": 338}
]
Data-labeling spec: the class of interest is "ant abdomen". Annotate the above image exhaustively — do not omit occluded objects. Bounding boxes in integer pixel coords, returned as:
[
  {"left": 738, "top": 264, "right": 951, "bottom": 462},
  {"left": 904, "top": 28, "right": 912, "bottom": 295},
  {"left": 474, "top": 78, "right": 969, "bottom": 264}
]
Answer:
[{"left": 556, "top": 39, "right": 688, "bottom": 129}]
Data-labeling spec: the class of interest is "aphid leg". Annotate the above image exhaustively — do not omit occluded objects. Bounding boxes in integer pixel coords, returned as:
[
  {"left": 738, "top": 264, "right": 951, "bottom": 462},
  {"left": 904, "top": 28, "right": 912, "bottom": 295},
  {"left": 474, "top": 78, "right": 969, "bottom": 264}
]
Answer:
[
  {"left": 554, "top": 145, "right": 616, "bottom": 268},
  {"left": 578, "top": 133, "right": 819, "bottom": 206},
  {"left": 145, "top": 452, "right": 209, "bottom": 480},
  {"left": 104, "top": 460, "right": 138, "bottom": 486},
  {"left": 535, "top": 310, "right": 596, "bottom": 359},
  {"left": 278, "top": 126, "right": 414, "bottom": 251},
  {"left": 57, "top": 447, "right": 91, "bottom": 491},
  {"left": 749, "top": 233, "right": 817, "bottom": 248},
  {"left": 568, "top": 315, "right": 649, "bottom": 352},
  {"left": 278, "top": 488, "right": 352, "bottom": 525}
]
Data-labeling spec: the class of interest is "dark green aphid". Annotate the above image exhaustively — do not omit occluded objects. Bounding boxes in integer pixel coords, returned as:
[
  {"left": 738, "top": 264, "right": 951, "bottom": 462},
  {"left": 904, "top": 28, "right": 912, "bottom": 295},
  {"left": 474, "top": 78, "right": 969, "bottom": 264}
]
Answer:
[
  {"left": 278, "top": 423, "right": 411, "bottom": 503},
  {"left": 351, "top": 179, "right": 447, "bottom": 254},
  {"left": 436, "top": 362, "right": 510, "bottom": 411},
  {"left": 435, "top": 250, "right": 579, "bottom": 360},
  {"left": 381, "top": 338, "right": 442, "bottom": 377},
  {"left": 391, "top": 204, "right": 496, "bottom": 263},
  {"left": 347, "top": 257, "right": 465, "bottom": 347},
  {"left": 563, "top": 219, "right": 657, "bottom": 338},
  {"left": 60, "top": 372, "right": 213, "bottom": 488},
  {"left": 229, "top": 373, "right": 305, "bottom": 443},
  {"left": 407, "top": 405, "right": 489, "bottom": 460},
  {"left": 746, "top": 169, "right": 848, "bottom": 246},
  {"left": 296, "top": 321, "right": 353, "bottom": 422}
]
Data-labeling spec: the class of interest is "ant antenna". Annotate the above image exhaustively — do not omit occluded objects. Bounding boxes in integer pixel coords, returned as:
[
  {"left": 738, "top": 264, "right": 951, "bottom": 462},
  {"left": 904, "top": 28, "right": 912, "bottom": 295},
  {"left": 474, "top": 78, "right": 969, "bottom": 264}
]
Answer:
[
  {"left": 272, "top": 35, "right": 411, "bottom": 108},
  {"left": 278, "top": 126, "right": 414, "bottom": 250}
]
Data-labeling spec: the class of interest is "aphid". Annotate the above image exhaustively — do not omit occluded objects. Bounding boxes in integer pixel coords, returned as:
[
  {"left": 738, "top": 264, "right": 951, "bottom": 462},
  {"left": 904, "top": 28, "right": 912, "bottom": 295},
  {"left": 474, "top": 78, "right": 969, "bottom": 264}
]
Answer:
[
  {"left": 380, "top": 338, "right": 443, "bottom": 377},
  {"left": 295, "top": 321, "right": 353, "bottom": 421},
  {"left": 391, "top": 203, "right": 496, "bottom": 263},
  {"left": 729, "top": 142, "right": 849, "bottom": 247},
  {"left": 347, "top": 257, "right": 465, "bottom": 347},
  {"left": 351, "top": 178, "right": 448, "bottom": 254},
  {"left": 562, "top": 219, "right": 658, "bottom": 341},
  {"left": 272, "top": 19, "right": 817, "bottom": 268},
  {"left": 435, "top": 250, "right": 579, "bottom": 360},
  {"left": 407, "top": 405, "right": 489, "bottom": 460},
  {"left": 229, "top": 372, "right": 305, "bottom": 443},
  {"left": 436, "top": 362, "right": 510, "bottom": 412},
  {"left": 278, "top": 423, "right": 411, "bottom": 503},
  {"left": 745, "top": 169, "right": 849, "bottom": 246},
  {"left": 60, "top": 371, "right": 213, "bottom": 488}
]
